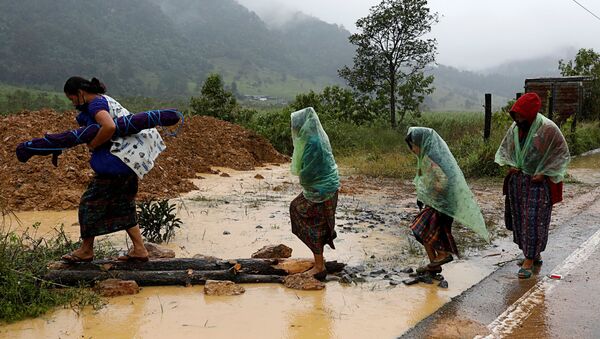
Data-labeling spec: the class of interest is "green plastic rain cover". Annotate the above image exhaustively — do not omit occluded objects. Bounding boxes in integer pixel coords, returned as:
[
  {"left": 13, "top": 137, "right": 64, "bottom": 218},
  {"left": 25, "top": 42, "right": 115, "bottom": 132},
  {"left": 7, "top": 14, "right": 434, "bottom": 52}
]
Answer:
[
  {"left": 407, "top": 127, "right": 489, "bottom": 241},
  {"left": 290, "top": 107, "right": 340, "bottom": 203},
  {"left": 495, "top": 114, "right": 570, "bottom": 183}
]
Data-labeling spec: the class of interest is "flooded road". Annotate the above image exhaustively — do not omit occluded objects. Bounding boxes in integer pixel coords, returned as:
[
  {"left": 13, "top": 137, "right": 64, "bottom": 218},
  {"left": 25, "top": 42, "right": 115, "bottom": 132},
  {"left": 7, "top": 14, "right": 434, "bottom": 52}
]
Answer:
[
  {"left": 401, "top": 150, "right": 600, "bottom": 339},
  {"left": 2, "top": 157, "right": 598, "bottom": 338}
]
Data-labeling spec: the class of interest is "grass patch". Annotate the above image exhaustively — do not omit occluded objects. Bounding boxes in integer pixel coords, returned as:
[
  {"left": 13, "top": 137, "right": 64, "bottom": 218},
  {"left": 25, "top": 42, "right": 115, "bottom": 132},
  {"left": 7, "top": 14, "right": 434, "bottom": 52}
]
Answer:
[
  {"left": 0, "top": 221, "right": 113, "bottom": 323},
  {"left": 338, "top": 152, "right": 414, "bottom": 178}
]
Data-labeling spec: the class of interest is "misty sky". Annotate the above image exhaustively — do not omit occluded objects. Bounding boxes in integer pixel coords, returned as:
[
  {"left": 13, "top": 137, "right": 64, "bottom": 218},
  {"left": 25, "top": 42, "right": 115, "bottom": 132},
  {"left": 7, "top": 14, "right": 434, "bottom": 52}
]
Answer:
[{"left": 235, "top": 0, "right": 600, "bottom": 70}]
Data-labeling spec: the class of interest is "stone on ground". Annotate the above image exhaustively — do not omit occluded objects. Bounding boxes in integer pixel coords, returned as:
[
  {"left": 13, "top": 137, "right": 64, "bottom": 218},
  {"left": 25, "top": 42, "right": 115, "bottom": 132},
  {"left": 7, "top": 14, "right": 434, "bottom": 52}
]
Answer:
[
  {"left": 204, "top": 280, "right": 246, "bottom": 296},
  {"left": 283, "top": 273, "right": 325, "bottom": 290},
  {"left": 94, "top": 279, "right": 140, "bottom": 297},
  {"left": 251, "top": 244, "right": 292, "bottom": 259},
  {"left": 144, "top": 242, "right": 176, "bottom": 259}
]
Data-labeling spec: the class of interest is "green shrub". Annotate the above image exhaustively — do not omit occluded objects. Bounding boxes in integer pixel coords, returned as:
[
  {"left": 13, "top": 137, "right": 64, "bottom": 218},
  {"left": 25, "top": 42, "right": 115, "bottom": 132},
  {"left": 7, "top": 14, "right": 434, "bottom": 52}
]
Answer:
[
  {"left": 242, "top": 108, "right": 294, "bottom": 155},
  {"left": 0, "top": 224, "right": 107, "bottom": 323},
  {"left": 137, "top": 199, "right": 182, "bottom": 244},
  {"left": 561, "top": 120, "right": 600, "bottom": 155}
]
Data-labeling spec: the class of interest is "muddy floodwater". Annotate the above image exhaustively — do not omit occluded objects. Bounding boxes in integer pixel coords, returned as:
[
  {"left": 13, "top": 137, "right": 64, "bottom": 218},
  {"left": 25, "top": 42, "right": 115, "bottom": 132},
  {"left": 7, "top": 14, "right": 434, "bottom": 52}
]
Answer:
[{"left": 2, "top": 155, "right": 599, "bottom": 338}]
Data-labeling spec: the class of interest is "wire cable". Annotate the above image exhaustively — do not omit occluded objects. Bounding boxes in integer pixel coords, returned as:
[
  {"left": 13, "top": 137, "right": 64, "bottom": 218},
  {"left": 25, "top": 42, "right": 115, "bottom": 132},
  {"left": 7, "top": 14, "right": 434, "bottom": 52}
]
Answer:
[{"left": 571, "top": 0, "right": 600, "bottom": 22}]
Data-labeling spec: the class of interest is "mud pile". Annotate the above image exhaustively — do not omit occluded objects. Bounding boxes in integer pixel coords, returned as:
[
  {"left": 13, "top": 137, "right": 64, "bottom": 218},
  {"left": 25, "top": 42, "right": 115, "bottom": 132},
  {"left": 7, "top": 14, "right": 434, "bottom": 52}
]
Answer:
[{"left": 0, "top": 110, "right": 287, "bottom": 210}]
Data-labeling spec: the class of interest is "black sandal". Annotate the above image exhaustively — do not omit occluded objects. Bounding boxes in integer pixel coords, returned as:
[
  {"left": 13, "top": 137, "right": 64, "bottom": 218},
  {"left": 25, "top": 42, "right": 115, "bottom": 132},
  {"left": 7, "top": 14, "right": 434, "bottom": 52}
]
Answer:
[
  {"left": 61, "top": 252, "right": 94, "bottom": 263},
  {"left": 416, "top": 265, "right": 442, "bottom": 274},
  {"left": 313, "top": 270, "right": 327, "bottom": 281}
]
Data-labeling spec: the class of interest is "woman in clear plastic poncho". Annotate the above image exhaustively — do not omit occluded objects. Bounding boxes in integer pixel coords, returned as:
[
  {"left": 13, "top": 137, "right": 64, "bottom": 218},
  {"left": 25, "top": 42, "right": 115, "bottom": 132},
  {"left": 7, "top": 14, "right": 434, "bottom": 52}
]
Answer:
[
  {"left": 495, "top": 93, "right": 570, "bottom": 279},
  {"left": 406, "top": 127, "right": 488, "bottom": 275},
  {"left": 289, "top": 107, "right": 340, "bottom": 280}
]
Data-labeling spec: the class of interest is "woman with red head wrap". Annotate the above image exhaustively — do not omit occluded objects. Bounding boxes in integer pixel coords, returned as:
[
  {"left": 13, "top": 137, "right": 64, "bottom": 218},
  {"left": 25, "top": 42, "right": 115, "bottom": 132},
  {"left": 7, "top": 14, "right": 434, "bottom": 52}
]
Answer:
[{"left": 495, "top": 93, "right": 571, "bottom": 279}]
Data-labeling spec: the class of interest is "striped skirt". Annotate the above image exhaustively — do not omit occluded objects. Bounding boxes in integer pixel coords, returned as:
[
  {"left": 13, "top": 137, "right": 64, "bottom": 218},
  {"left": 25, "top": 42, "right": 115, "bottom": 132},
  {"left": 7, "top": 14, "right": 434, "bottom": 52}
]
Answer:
[
  {"left": 290, "top": 191, "right": 338, "bottom": 255},
  {"left": 410, "top": 206, "right": 458, "bottom": 255},
  {"left": 79, "top": 174, "right": 138, "bottom": 238},
  {"left": 505, "top": 172, "right": 552, "bottom": 259}
]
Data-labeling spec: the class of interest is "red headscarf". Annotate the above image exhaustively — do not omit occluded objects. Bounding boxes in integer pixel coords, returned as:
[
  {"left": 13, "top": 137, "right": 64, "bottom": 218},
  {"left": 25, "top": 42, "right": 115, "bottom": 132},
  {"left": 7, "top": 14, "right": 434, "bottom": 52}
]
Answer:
[{"left": 511, "top": 93, "right": 542, "bottom": 123}]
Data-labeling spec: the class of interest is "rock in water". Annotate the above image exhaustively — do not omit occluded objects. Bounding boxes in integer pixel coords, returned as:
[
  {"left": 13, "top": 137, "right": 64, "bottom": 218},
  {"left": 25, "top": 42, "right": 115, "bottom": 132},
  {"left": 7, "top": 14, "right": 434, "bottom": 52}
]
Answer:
[
  {"left": 251, "top": 244, "right": 293, "bottom": 259},
  {"left": 204, "top": 280, "right": 246, "bottom": 296},
  {"left": 283, "top": 273, "right": 325, "bottom": 290},
  {"left": 94, "top": 279, "right": 140, "bottom": 297},
  {"left": 144, "top": 242, "right": 175, "bottom": 259}
]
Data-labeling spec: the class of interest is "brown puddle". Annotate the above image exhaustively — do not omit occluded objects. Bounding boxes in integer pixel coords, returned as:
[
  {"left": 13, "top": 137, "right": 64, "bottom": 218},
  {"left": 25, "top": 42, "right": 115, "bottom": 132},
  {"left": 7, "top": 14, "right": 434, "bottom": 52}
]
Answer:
[
  {"left": 2, "top": 165, "right": 513, "bottom": 338},
  {"left": 0, "top": 265, "right": 492, "bottom": 339}
]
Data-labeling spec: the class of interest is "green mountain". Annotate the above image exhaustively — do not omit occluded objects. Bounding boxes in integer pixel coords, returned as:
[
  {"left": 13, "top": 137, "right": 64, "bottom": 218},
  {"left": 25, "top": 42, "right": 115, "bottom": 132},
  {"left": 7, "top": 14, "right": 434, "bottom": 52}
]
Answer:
[
  {"left": 0, "top": 0, "right": 566, "bottom": 109},
  {"left": 0, "top": 0, "right": 207, "bottom": 96},
  {"left": 0, "top": 0, "right": 352, "bottom": 99}
]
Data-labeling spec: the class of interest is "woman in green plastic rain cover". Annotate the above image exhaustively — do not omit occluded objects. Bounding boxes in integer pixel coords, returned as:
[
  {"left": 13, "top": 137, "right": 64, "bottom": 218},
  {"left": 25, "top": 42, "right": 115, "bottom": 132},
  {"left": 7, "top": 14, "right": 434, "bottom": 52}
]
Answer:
[
  {"left": 406, "top": 127, "right": 489, "bottom": 275},
  {"left": 289, "top": 107, "right": 340, "bottom": 280},
  {"left": 495, "top": 93, "right": 570, "bottom": 279}
]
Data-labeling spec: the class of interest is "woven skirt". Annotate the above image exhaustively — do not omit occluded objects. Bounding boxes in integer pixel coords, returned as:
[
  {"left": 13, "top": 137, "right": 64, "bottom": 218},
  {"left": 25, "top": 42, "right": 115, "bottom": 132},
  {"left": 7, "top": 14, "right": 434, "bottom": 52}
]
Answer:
[
  {"left": 290, "top": 191, "right": 338, "bottom": 255},
  {"left": 79, "top": 174, "right": 138, "bottom": 238},
  {"left": 410, "top": 206, "right": 458, "bottom": 255},
  {"left": 505, "top": 172, "right": 552, "bottom": 259}
]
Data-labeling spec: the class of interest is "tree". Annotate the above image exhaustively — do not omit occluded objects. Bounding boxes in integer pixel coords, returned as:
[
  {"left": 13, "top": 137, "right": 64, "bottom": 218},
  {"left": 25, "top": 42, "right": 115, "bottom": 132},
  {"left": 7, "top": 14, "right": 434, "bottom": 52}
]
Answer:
[
  {"left": 190, "top": 73, "right": 239, "bottom": 122},
  {"left": 559, "top": 48, "right": 600, "bottom": 120},
  {"left": 339, "top": 0, "right": 438, "bottom": 128},
  {"left": 289, "top": 86, "right": 378, "bottom": 125}
]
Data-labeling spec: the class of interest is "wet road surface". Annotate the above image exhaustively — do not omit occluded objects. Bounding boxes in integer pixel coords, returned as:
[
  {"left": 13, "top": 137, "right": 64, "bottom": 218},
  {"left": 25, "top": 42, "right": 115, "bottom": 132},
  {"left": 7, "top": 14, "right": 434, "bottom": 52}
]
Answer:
[{"left": 401, "top": 186, "right": 600, "bottom": 338}]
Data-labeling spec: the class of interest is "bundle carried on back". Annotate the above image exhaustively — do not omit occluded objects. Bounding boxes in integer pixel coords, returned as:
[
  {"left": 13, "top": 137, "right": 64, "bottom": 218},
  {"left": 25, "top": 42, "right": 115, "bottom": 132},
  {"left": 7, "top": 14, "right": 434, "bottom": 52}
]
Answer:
[{"left": 16, "top": 109, "right": 183, "bottom": 165}]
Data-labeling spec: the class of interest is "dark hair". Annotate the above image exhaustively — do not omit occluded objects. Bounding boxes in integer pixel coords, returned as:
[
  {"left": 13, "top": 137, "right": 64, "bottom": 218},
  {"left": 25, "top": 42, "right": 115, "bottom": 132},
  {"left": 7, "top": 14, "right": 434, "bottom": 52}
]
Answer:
[{"left": 63, "top": 76, "right": 106, "bottom": 95}]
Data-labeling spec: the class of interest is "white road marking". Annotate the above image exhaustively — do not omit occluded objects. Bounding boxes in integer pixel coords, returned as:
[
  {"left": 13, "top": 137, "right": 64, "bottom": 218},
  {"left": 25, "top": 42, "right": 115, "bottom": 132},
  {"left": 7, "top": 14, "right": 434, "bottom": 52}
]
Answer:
[{"left": 478, "top": 224, "right": 600, "bottom": 338}]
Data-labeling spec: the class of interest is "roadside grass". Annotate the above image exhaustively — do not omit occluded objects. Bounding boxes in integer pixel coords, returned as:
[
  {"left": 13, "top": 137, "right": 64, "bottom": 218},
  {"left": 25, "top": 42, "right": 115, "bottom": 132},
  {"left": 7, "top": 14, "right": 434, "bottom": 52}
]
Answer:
[{"left": 0, "top": 216, "right": 115, "bottom": 323}]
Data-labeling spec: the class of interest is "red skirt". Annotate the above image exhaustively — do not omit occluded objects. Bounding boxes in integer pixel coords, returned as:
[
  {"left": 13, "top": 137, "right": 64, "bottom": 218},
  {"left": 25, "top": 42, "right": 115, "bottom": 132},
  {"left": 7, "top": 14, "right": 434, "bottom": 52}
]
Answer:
[
  {"left": 410, "top": 207, "right": 458, "bottom": 255},
  {"left": 289, "top": 191, "right": 338, "bottom": 255}
]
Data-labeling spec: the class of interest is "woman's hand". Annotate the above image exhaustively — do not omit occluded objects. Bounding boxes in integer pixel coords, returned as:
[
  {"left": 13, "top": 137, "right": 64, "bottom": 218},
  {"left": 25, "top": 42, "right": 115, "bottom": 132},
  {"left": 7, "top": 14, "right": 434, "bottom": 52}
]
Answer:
[{"left": 88, "top": 110, "right": 116, "bottom": 151}]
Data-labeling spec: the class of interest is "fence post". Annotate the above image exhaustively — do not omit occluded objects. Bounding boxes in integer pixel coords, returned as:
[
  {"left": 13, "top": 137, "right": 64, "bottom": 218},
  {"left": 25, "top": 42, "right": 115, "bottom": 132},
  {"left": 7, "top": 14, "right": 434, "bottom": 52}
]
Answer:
[
  {"left": 547, "top": 83, "right": 555, "bottom": 120},
  {"left": 484, "top": 93, "right": 492, "bottom": 140}
]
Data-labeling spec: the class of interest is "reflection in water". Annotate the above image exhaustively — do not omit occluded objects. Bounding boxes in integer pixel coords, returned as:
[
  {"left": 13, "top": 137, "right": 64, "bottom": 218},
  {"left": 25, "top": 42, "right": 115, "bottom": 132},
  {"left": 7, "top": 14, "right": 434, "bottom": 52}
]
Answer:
[
  {"left": 1, "top": 276, "right": 489, "bottom": 339},
  {"left": 80, "top": 292, "right": 147, "bottom": 339},
  {"left": 287, "top": 291, "right": 332, "bottom": 339}
]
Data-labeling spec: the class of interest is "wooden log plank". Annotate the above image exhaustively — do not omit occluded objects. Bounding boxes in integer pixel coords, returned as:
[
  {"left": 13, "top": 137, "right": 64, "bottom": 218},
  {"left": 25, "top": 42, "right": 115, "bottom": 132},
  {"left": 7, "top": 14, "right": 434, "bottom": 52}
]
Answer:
[
  {"left": 45, "top": 269, "right": 284, "bottom": 286},
  {"left": 48, "top": 258, "right": 345, "bottom": 275}
]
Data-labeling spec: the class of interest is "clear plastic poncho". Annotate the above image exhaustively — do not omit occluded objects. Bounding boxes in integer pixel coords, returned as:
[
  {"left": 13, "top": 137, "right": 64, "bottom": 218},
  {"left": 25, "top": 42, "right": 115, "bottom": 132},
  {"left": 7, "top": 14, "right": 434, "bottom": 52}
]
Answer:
[
  {"left": 407, "top": 127, "right": 489, "bottom": 241},
  {"left": 291, "top": 107, "right": 340, "bottom": 203},
  {"left": 495, "top": 114, "right": 570, "bottom": 183}
]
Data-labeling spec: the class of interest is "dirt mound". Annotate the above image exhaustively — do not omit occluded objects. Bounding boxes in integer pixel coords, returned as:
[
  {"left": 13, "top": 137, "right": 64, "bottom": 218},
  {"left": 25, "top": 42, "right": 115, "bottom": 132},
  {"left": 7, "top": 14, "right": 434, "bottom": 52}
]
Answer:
[{"left": 0, "top": 110, "right": 288, "bottom": 211}]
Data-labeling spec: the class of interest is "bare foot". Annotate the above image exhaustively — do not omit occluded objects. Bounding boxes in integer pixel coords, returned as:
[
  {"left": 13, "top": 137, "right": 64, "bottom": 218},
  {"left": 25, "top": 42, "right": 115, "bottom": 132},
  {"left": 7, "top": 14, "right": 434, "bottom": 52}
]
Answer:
[
  {"left": 521, "top": 258, "right": 534, "bottom": 270},
  {"left": 126, "top": 246, "right": 149, "bottom": 259},
  {"left": 305, "top": 267, "right": 325, "bottom": 276}
]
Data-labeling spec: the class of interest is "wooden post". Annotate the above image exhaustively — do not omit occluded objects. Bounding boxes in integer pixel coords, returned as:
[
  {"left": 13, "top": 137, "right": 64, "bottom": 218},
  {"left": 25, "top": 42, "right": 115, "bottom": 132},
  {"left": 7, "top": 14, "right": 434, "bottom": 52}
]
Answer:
[
  {"left": 548, "top": 83, "right": 556, "bottom": 120},
  {"left": 484, "top": 93, "right": 492, "bottom": 140},
  {"left": 573, "top": 82, "right": 582, "bottom": 133}
]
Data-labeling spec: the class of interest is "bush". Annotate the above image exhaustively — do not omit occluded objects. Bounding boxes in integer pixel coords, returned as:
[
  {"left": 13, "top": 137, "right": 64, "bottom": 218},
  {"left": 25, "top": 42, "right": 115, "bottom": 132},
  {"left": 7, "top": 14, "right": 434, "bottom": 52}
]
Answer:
[
  {"left": 137, "top": 199, "right": 182, "bottom": 244},
  {"left": 562, "top": 120, "right": 600, "bottom": 155},
  {"left": 242, "top": 108, "right": 294, "bottom": 155},
  {"left": 0, "top": 224, "right": 107, "bottom": 323}
]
